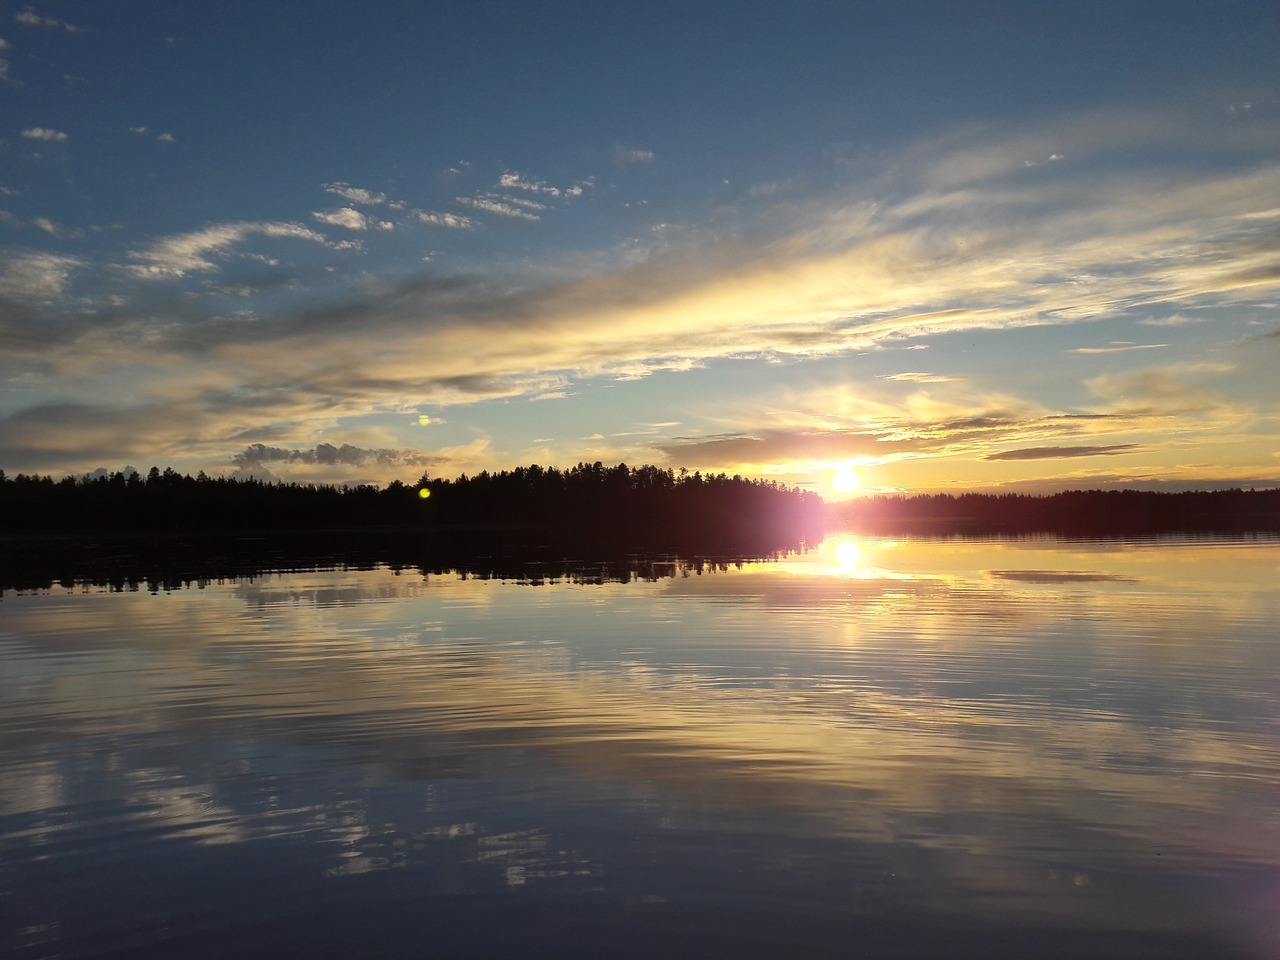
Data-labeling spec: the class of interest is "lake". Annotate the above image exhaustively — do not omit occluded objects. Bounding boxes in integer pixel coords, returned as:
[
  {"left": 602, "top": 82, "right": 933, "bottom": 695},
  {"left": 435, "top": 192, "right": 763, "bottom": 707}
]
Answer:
[{"left": 3, "top": 534, "right": 1279, "bottom": 959}]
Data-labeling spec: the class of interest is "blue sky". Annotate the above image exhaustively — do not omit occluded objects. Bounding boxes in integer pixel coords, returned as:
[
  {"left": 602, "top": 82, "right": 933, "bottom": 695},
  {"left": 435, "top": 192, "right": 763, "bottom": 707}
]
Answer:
[{"left": 2, "top": 1, "right": 1278, "bottom": 495}]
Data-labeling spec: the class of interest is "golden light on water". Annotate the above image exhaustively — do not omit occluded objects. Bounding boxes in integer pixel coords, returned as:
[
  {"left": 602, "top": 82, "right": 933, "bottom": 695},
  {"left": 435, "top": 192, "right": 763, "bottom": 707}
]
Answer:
[{"left": 833, "top": 539, "right": 861, "bottom": 570}]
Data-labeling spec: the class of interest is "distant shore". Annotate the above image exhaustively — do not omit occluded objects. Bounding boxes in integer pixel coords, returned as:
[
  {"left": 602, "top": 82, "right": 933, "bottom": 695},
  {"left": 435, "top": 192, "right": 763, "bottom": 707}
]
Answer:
[
  {"left": 829, "top": 487, "right": 1280, "bottom": 536},
  {"left": 4, "top": 468, "right": 1279, "bottom": 592}
]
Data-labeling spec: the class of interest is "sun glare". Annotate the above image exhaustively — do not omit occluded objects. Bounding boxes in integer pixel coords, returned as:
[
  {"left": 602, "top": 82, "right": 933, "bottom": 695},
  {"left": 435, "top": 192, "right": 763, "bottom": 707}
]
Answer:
[
  {"left": 831, "top": 465, "right": 861, "bottom": 494},
  {"left": 833, "top": 540, "right": 861, "bottom": 569}
]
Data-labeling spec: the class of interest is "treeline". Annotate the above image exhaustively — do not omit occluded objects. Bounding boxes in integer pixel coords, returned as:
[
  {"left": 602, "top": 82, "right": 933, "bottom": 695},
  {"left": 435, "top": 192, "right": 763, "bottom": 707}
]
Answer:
[
  {"left": 832, "top": 488, "right": 1280, "bottom": 534},
  {"left": 0, "top": 462, "right": 825, "bottom": 551}
]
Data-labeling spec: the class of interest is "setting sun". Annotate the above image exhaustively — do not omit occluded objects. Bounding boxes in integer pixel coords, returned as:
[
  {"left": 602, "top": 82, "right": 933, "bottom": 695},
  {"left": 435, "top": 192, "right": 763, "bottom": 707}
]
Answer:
[{"left": 831, "top": 465, "right": 861, "bottom": 494}]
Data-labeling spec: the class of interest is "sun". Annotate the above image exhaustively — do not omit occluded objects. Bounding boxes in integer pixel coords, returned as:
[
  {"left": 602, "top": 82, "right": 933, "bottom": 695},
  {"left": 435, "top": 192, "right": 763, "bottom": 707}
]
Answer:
[{"left": 831, "top": 465, "right": 861, "bottom": 494}]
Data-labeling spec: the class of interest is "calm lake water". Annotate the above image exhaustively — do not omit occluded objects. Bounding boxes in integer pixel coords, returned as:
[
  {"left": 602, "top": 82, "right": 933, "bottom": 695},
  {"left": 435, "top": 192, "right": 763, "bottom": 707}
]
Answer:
[{"left": 3, "top": 535, "right": 1279, "bottom": 959}]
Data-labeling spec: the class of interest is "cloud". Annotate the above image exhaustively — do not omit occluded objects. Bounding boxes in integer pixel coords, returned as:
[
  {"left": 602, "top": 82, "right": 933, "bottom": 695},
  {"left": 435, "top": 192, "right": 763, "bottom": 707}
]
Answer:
[
  {"left": 647, "top": 365, "right": 1212, "bottom": 478},
  {"left": 14, "top": 9, "right": 78, "bottom": 30},
  {"left": 0, "top": 402, "right": 168, "bottom": 472},
  {"left": 414, "top": 210, "right": 475, "bottom": 230},
  {"left": 979, "top": 474, "right": 1280, "bottom": 495},
  {"left": 312, "top": 207, "right": 370, "bottom": 231},
  {"left": 21, "top": 127, "right": 67, "bottom": 141},
  {"left": 9, "top": 108, "right": 1280, "bottom": 484},
  {"left": 1072, "top": 343, "right": 1168, "bottom": 354},
  {"left": 1137, "top": 314, "right": 1207, "bottom": 327},
  {"left": 76, "top": 119, "right": 1270, "bottom": 457},
  {"left": 497, "top": 195, "right": 545, "bottom": 211},
  {"left": 749, "top": 179, "right": 800, "bottom": 198},
  {"left": 455, "top": 195, "right": 541, "bottom": 221},
  {"left": 157, "top": 132, "right": 175, "bottom": 143},
  {"left": 881, "top": 372, "right": 966, "bottom": 382},
  {"left": 614, "top": 146, "right": 655, "bottom": 165},
  {"left": 984, "top": 444, "right": 1144, "bottom": 461},
  {"left": 658, "top": 429, "right": 908, "bottom": 467},
  {"left": 324, "top": 182, "right": 386, "bottom": 205},
  {"left": 497, "top": 171, "right": 561, "bottom": 196},
  {"left": 232, "top": 442, "right": 438, "bottom": 469},
  {"left": 1085, "top": 363, "right": 1240, "bottom": 417},
  {"left": 0, "top": 251, "right": 80, "bottom": 301},
  {"left": 127, "top": 221, "right": 330, "bottom": 279},
  {"left": 129, "top": 125, "right": 148, "bottom": 135},
  {"left": 32, "top": 216, "right": 62, "bottom": 236}
]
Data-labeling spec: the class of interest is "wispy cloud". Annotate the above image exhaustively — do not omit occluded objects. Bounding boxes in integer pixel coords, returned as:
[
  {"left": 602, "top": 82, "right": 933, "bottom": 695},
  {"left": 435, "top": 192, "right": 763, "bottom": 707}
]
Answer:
[
  {"left": 1137, "top": 314, "right": 1207, "bottom": 327},
  {"left": 881, "top": 372, "right": 966, "bottom": 382},
  {"left": 0, "top": 250, "right": 81, "bottom": 301},
  {"left": 649, "top": 347, "right": 1269, "bottom": 483},
  {"left": 984, "top": 444, "right": 1144, "bottom": 461},
  {"left": 21, "top": 127, "right": 67, "bottom": 141},
  {"left": 1084, "top": 362, "right": 1243, "bottom": 417},
  {"left": 614, "top": 146, "right": 655, "bottom": 165},
  {"left": 127, "top": 221, "right": 330, "bottom": 279},
  {"left": 127, "top": 126, "right": 173, "bottom": 142},
  {"left": 497, "top": 171, "right": 562, "bottom": 196},
  {"left": 14, "top": 9, "right": 79, "bottom": 31},
  {"left": 323, "top": 182, "right": 386, "bottom": 205},
  {"left": 7, "top": 108, "right": 1279, "bottom": 483},
  {"left": 313, "top": 207, "right": 373, "bottom": 231},
  {"left": 1072, "top": 343, "right": 1168, "bottom": 354},
  {"left": 32, "top": 216, "right": 66, "bottom": 237},
  {"left": 455, "top": 195, "right": 541, "bottom": 221},
  {"left": 414, "top": 210, "right": 475, "bottom": 230}
]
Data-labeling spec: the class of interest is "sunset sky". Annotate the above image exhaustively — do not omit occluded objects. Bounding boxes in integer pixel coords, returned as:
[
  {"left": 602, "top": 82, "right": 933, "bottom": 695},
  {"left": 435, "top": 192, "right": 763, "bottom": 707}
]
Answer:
[{"left": 2, "top": 1, "right": 1278, "bottom": 496}]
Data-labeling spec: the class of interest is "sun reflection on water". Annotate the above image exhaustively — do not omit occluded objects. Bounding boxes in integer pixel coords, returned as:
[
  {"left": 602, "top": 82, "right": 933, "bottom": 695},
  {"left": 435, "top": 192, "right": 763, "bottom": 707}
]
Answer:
[
  {"left": 833, "top": 539, "right": 861, "bottom": 570},
  {"left": 785, "top": 535, "right": 918, "bottom": 581}
]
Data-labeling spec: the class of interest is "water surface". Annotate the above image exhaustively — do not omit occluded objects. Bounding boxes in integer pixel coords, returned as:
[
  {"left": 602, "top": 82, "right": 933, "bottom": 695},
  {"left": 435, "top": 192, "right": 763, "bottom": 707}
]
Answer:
[{"left": 3, "top": 536, "right": 1279, "bottom": 958}]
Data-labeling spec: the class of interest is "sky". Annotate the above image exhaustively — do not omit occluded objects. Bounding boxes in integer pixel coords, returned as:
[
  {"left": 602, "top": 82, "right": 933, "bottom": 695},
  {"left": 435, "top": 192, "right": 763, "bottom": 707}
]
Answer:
[{"left": 2, "top": 1, "right": 1278, "bottom": 497}]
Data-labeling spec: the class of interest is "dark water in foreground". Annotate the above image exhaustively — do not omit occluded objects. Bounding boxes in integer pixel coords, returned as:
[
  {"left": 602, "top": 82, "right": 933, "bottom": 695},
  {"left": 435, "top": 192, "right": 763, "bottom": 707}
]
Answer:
[{"left": 3, "top": 535, "right": 1279, "bottom": 959}]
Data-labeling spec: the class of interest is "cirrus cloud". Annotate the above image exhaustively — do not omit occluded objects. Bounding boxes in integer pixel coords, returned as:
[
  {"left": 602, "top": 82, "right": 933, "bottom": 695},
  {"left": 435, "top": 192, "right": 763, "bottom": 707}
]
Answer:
[
  {"left": 984, "top": 444, "right": 1145, "bottom": 461},
  {"left": 126, "top": 221, "right": 331, "bottom": 279}
]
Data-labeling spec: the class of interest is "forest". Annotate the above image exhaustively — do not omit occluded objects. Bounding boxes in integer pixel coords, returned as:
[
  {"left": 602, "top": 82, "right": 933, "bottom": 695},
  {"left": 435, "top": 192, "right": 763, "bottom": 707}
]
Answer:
[
  {"left": 0, "top": 462, "right": 825, "bottom": 550},
  {"left": 5, "top": 466, "right": 1279, "bottom": 542},
  {"left": 4, "top": 466, "right": 1279, "bottom": 593},
  {"left": 833, "top": 488, "right": 1280, "bottom": 535}
]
